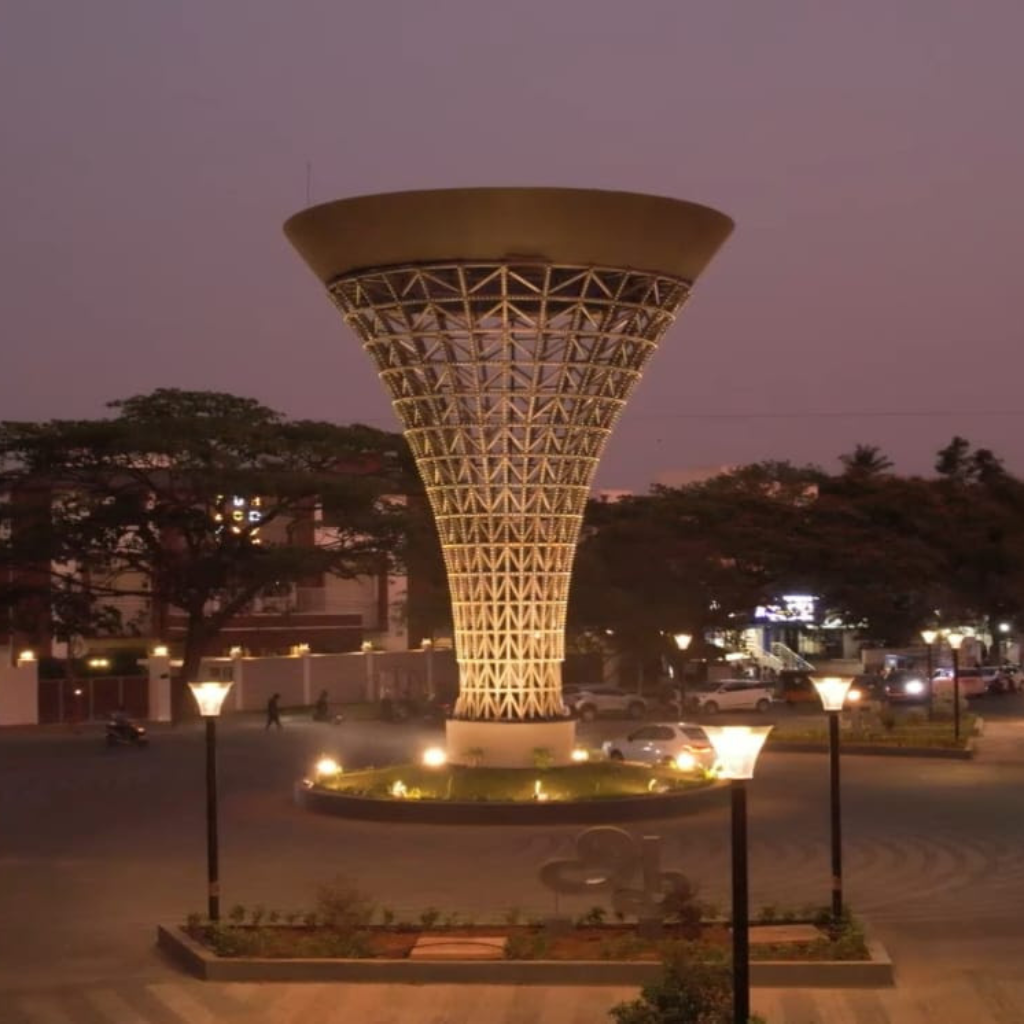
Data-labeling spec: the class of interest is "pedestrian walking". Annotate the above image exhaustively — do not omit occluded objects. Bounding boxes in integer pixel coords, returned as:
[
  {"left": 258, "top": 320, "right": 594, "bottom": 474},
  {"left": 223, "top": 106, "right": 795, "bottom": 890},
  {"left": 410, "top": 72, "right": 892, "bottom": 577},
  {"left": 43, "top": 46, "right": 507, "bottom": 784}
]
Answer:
[{"left": 265, "top": 692, "right": 282, "bottom": 730}]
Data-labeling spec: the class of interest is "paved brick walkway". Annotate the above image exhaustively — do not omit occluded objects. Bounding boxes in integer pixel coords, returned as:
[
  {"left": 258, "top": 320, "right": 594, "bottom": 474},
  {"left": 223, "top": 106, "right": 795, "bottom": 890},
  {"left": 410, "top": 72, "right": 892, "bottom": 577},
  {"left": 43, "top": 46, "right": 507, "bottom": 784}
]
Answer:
[{"left": 7, "top": 972, "right": 1024, "bottom": 1023}]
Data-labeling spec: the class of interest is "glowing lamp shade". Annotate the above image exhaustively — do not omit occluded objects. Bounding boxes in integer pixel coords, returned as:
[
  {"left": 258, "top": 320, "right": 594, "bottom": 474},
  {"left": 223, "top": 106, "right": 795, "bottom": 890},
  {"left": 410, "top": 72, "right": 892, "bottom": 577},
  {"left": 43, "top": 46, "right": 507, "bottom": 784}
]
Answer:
[
  {"left": 16, "top": 650, "right": 35, "bottom": 664},
  {"left": 422, "top": 746, "right": 448, "bottom": 767},
  {"left": 188, "top": 681, "right": 234, "bottom": 717},
  {"left": 920, "top": 629, "right": 938, "bottom": 646},
  {"left": 811, "top": 676, "right": 854, "bottom": 712},
  {"left": 946, "top": 630, "right": 966, "bottom": 651},
  {"left": 570, "top": 747, "right": 590, "bottom": 763},
  {"left": 361, "top": 641, "right": 374, "bottom": 653},
  {"left": 673, "top": 633, "right": 693, "bottom": 652},
  {"left": 704, "top": 725, "right": 772, "bottom": 780},
  {"left": 152, "top": 645, "right": 169, "bottom": 658}
]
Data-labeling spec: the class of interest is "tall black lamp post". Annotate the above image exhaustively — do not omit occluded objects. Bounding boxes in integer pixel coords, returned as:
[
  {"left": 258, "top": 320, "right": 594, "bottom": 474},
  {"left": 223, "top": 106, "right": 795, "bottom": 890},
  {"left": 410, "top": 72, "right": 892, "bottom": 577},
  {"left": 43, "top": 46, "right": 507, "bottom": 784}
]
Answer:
[
  {"left": 946, "top": 630, "right": 965, "bottom": 744},
  {"left": 189, "top": 681, "right": 234, "bottom": 921},
  {"left": 811, "top": 675, "right": 854, "bottom": 927},
  {"left": 705, "top": 725, "right": 772, "bottom": 1024},
  {"left": 920, "top": 629, "right": 938, "bottom": 716}
]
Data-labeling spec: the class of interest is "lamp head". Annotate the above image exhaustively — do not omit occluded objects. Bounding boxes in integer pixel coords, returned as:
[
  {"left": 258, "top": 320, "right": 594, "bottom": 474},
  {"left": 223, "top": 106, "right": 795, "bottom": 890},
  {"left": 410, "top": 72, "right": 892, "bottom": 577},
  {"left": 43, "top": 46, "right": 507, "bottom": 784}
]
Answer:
[
  {"left": 188, "top": 681, "right": 234, "bottom": 717},
  {"left": 673, "top": 632, "right": 693, "bottom": 652},
  {"left": 919, "top": 629, "right": 938, "bottom": 646},
  {"left": 946, "top": 630, "right": 966, "bottom": 651},
  {"left": 811, "top": 675, "right": 854, "bottom": 712},
  {"left": 703, "top": 725, "right": 772, "bottom": 780}
]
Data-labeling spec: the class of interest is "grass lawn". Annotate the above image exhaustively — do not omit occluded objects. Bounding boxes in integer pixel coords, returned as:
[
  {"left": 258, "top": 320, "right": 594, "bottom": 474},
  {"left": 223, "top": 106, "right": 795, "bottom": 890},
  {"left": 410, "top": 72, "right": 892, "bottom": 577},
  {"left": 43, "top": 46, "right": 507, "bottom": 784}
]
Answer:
[
  {"left": 316, "top": 761, "right": 713, "bottom": 802},
  {"left": 768, "top": 712, "right": 977, "bottom": 749}
]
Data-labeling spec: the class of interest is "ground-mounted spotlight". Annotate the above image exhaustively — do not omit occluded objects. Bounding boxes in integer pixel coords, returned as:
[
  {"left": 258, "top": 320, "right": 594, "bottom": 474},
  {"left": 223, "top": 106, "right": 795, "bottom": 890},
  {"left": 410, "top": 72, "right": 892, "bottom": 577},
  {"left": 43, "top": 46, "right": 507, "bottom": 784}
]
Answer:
[
  {"left": 422, "top": 746, "right": 447, "bottom": 768},
  {"left": 314, "top": 757, "right": 342, "bottom": 781}
]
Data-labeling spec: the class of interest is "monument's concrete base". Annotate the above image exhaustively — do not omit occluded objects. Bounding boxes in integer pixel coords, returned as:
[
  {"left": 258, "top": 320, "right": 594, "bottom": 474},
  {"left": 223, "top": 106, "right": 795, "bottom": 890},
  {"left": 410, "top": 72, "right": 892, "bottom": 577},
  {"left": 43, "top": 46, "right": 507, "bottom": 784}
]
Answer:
[{"left": 445, "top": 718, "right": 577, "bottom": 768}]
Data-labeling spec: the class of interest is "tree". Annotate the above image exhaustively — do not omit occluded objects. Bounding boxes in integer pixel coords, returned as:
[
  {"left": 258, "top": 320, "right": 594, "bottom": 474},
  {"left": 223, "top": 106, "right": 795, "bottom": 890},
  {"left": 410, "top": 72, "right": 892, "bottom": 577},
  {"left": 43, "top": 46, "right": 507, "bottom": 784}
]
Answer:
[
  {"left": 838, "top": 444, "right": 894, "bottom": 478},
  {"left": 0, "top": 389, "right": 408, "bottom": 717}
]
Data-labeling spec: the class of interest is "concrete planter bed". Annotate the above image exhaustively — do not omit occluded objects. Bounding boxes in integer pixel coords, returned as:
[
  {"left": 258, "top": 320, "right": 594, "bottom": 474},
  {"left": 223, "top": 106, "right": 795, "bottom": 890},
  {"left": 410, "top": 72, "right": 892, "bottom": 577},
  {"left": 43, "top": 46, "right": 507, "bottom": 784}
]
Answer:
[
  {"left": 295, "top": 777, "right": 728, "bottom": 825},
  {"left": 157, "top": 923, "right": 893, "bottom": 988}
]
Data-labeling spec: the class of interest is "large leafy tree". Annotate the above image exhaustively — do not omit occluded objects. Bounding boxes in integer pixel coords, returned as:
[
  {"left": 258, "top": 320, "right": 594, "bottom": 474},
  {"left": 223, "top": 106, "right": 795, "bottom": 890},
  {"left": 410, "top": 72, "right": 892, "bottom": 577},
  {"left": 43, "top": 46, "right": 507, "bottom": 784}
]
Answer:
[{"left": 0, "top": 389, "right": 408, "bottom": 716}]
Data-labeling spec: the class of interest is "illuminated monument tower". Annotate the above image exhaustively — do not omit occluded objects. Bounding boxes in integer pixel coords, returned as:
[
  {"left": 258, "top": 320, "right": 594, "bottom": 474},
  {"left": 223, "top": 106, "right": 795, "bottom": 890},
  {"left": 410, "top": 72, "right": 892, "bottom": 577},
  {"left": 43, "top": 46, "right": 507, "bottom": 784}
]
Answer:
[{"left": 286, "top": 189, "right": 732, "bottom": 766}]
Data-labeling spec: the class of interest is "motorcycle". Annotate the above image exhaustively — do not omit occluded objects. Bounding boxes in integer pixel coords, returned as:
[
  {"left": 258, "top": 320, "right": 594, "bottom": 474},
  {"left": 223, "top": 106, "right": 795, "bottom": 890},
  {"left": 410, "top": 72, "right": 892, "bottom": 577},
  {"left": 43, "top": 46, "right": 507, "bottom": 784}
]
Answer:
[{"left": 105, "top": 718, "right": 149, "bottom": 748}]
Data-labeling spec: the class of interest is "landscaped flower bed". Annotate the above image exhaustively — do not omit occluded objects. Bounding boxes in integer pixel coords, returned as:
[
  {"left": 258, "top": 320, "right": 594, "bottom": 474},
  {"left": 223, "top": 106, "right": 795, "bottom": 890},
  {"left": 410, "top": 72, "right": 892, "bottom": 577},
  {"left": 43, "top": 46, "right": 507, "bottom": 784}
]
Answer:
[
  {"left": 180, "top": 884, "right": 869, "bottom": 964},
  {"left": 768, "top": 712, "right": 978, "bottom": 751},
  {"left": 310, "top": 761, "right": 714, "bottom": 802}
]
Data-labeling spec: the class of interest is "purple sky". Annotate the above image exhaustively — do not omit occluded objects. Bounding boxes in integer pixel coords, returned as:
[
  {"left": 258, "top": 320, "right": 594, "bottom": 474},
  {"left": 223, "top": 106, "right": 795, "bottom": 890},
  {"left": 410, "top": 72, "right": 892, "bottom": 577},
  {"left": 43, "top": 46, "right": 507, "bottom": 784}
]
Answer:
[{"left": 3, "top": 1, "right": 1023, "bottom": 491}]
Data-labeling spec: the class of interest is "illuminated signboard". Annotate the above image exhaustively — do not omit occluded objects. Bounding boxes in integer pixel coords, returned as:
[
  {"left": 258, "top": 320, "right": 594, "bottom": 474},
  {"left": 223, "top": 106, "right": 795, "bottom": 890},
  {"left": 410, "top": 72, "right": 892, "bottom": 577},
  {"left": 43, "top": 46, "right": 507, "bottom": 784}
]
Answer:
[{"left": 754, "top": 594, "right": 817, "bottom": 623}]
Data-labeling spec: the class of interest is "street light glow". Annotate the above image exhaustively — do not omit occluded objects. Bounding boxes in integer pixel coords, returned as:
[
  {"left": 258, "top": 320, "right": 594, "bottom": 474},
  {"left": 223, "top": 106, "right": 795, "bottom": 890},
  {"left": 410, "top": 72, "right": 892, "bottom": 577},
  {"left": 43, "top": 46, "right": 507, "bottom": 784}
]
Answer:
[
  {"left": 703, "top": 725, "right": 772, "bottom": 780},
  {"left": 188, "top": 681, "right": 234, "bottom": 717},
  {"left": 811, "top": 676, "right": 854, "bottom": 712}
]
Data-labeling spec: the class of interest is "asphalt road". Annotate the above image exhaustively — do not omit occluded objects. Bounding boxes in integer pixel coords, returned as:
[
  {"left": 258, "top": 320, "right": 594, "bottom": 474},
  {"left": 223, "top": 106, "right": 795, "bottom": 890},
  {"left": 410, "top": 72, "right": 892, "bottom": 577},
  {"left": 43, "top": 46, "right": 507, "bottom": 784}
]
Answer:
[{"left": 3, "top": 701, "right": 1024, "bottom": 1021}]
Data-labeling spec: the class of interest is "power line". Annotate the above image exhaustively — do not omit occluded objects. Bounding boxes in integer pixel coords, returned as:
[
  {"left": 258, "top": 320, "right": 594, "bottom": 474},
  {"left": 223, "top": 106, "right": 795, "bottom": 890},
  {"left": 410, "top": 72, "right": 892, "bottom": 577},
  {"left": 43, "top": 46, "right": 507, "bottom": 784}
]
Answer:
[{"left": 626, "top": 409, "right": 1024, "bottom": 421}]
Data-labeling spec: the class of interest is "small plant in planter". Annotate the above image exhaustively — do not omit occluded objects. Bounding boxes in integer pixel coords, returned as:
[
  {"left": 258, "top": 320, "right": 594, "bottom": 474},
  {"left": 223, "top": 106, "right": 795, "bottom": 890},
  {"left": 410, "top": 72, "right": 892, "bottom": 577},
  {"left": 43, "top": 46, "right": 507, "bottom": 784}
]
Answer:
[
  {"left": 532, "top": 747, "right": 555, "bottom": 769},
  {"left": 576, "top": 906, "right": 607, "bottom": 927},
  {"left": 419, "top": 907, "right": 441, "bottom": 930}
]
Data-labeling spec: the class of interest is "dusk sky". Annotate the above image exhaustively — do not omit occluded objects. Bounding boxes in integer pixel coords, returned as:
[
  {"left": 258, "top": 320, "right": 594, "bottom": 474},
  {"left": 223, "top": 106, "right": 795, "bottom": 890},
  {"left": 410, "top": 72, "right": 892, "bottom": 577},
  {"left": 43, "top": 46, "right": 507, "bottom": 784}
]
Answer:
[{"left": 3, "top": 1, "right": 1023, "bottom": 491}]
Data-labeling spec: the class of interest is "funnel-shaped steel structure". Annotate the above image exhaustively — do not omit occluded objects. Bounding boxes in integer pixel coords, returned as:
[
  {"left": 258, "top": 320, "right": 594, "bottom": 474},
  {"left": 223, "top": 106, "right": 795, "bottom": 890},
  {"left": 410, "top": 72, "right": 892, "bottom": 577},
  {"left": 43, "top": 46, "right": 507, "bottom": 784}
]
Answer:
[{"left": 286, "top": 189, "right": 732, "bottom": 736}]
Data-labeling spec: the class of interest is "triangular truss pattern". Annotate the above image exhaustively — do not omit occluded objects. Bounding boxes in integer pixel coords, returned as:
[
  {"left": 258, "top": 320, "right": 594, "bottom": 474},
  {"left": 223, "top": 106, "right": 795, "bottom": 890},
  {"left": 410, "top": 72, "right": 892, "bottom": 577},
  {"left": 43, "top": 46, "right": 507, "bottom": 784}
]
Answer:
[{"left": 329, "top": 262, "right": 690, "bottom": 721}]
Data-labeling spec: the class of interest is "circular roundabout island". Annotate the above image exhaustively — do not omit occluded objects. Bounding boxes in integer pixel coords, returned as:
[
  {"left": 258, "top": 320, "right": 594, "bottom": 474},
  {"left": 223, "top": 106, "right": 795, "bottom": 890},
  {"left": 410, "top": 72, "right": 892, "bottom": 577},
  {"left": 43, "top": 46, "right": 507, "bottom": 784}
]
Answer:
[{"left": 295, "top": 760, "right": 727, "bottom": 825}]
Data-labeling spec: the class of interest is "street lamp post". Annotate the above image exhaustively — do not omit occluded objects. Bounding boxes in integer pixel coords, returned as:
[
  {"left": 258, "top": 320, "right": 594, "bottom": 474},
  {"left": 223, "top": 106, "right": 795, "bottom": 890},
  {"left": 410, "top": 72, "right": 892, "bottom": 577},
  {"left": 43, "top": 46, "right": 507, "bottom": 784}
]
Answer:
[
  {"left": 673, "top": 633, "right": 693, "bottom": 716},
  {"left": 704, "top": 725, "right": 772, "bottom": 1024},
  {"left": 946, "top": 631, "right": 965, "bottom": 744},
  {"left": 811, "top": 675, "right": 854, "bottom": 928},
  {"left": 920, "top": 629, "right": 938, "bottom": 717},
  {"left": 188, "top": 681, "right": 233, "bottom": 921}
]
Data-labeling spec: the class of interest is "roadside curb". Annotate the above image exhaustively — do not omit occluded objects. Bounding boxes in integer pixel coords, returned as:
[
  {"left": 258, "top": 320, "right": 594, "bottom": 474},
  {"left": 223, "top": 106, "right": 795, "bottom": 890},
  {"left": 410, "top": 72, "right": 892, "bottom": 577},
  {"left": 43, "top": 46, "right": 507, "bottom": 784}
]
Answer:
[
  {"left": 156, "top": 926, "right": 894, "bottom": 988},
  {"left": 294, "top": 778, "right": 729, "bottom": 825}
]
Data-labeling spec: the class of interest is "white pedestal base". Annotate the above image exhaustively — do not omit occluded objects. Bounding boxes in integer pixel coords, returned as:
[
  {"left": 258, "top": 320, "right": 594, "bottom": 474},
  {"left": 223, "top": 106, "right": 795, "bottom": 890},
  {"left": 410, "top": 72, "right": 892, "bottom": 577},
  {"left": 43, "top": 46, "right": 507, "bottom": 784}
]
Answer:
[{"left": 445, "top": 718, "right": 577, "bottom": 768}]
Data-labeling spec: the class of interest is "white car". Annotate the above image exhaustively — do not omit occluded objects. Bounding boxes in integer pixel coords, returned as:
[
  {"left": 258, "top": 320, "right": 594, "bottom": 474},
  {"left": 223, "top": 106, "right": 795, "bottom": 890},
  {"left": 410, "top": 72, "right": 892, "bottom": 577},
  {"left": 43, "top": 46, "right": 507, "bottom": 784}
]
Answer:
[
  {"left": 686, "top": 680, "right": 774, "bottom": 715},
  {"left": 564, "top": 686, "right": 648, "bottom": 721},
  {"left": 602, "top": 722, "right": 717, "bottom": 771}
]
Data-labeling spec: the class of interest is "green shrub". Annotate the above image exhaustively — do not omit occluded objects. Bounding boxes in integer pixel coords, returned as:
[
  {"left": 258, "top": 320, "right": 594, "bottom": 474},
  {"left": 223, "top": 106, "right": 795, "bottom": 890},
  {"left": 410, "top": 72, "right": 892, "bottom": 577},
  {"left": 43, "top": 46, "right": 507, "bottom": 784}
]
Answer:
[
  {"left": 503, "top": 930, "right": 550, "bottom": 960},
  {"left": 609, "top": 948, "right": 734, "bottom": 1023},
  {"left": 662, "top": 877, "right": 703, "bottom": 939},
  {"left": 315, "top": 876, "right": 374, "bottom": 936},
  {"left": 227, "top": 904, "right": 247, "bottom": 925},
  {"left": 419, "top": 907, "right": 441, "bottom": 930}
]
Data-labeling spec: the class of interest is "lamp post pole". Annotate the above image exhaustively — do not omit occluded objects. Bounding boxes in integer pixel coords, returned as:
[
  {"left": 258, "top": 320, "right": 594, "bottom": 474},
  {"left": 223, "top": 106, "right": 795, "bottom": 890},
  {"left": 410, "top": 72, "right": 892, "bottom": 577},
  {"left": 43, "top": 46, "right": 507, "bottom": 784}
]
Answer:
[
  {"left": 946, "top": 631, "right": 965, "bottom": 745},
  {"left": 920, "top": 629, "right": 937, "bottom": 718},
  {"left": 730, "top": 779, "right": 750, "bottom": 1024},
  {"left": 952, "top": 645, "right": 961, "bottom": 743},
  {"left": 812, "top": 676, "right": 853, "bottom": 930},
  {"left": 204, "top": 716, "right": 221, "bottom": 920},
  {"left": 827, "top": 709, "right": 843, "bottom": 923},
  {"left": 704, "top": 725, "right": 772, "bottom": 1024},
  {"left": 189, "top": 682, "right": 233, "bottom": 922},
  {"left": 673, "top": 633, "right": 693, "bottom": 717}
]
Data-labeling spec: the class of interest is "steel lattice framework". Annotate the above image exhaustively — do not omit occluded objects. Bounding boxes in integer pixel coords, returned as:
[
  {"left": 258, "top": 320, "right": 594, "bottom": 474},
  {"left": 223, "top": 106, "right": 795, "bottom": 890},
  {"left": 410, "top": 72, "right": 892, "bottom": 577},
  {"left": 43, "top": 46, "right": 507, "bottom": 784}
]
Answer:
[{"left": 328, "top": 262, "right": 690, "bottom": 720}]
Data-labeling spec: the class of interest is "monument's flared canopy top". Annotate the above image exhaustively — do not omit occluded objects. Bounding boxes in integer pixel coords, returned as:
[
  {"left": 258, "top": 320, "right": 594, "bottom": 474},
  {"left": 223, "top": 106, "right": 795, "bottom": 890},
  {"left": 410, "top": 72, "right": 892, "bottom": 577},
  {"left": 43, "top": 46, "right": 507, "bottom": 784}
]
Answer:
[{"left": 284, "top": 187, "right": 733, "bottom": 283}]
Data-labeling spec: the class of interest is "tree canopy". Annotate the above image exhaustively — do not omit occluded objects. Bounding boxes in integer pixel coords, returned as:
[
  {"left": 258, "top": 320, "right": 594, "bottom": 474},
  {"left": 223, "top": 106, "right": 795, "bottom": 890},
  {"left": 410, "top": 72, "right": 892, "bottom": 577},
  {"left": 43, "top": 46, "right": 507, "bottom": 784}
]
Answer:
[{"left": 0, "top": 389, "right": 410, "bottom": 715}]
